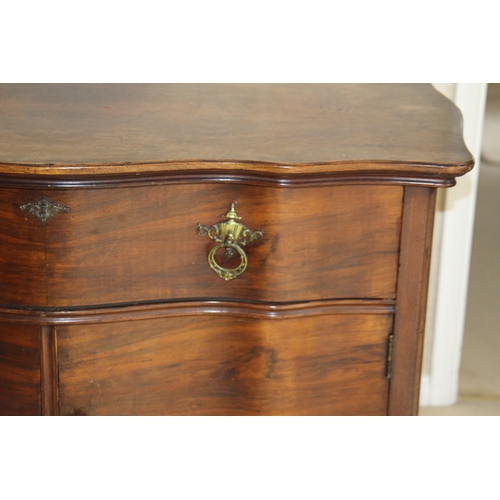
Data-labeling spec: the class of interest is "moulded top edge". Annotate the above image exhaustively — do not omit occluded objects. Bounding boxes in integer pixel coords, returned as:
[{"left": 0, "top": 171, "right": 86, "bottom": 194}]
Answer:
[{"left": 0, "top": 158, "right": 474, "bottom": 181}]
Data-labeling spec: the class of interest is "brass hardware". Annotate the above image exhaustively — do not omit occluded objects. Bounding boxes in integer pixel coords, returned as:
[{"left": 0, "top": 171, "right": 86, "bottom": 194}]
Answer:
[
  {"left": 198, "top": 203, "right": 263, "bottom": 281},
  {"left": 19, "top": 197, "right": 69, "bottom": 222},
  {"left": 386, "top": 333, "right": 394, "bottom": 379}
]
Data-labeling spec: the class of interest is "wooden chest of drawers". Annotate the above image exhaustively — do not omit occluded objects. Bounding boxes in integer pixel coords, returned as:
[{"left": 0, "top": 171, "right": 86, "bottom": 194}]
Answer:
[{"left": 0, "top": 84, "right": 473, "bottom": 415}]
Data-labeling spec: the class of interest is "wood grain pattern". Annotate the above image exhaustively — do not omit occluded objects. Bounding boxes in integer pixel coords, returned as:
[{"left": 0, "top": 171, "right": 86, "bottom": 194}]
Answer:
[
  {"left": 58, "top": 313, "right": 392, "bottom": 416},
  {"left": 0, "top": 84, "right": 473, "bottom": 416},
  {"left": 0, "top": 84, "right": 472, "bottom": 181},
  {"left": 0, "top": 323, "right": 40, "bottom": 415},
  {"left": 38, "top": 184, "right": 403, "bottom": 307},
  {"left": 389, "top": 187, "right": 437, "bottom": 415},
  {"left": 40, "top": 326, "right": 59, "bottom": 415},
  {"left": 0, "top": 188, "right": 46, "bottom": 307}
]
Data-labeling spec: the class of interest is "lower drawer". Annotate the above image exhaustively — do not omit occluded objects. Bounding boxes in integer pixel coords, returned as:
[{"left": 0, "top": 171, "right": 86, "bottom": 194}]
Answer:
[{"left": 57, "top": 313, "right": 392, "bottom": 416}]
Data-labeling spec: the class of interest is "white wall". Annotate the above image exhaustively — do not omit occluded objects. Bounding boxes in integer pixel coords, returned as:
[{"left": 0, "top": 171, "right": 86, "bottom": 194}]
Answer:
[{"left": 420, "top": 83, "right": 488, "bottom": 406}]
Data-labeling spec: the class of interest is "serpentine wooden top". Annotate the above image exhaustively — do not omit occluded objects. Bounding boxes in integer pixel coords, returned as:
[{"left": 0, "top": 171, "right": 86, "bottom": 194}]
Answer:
[{"left": 0, "top": 84, "right": 473, "bottom": 179}]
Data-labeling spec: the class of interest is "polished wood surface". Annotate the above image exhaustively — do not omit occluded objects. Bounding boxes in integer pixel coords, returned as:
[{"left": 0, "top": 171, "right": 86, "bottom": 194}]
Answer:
[
  {"left": 40, "top": 326, "right": 59, "bottom": 416},
  {"left": 0, "top": 84, "right": 472, "bottom": 181},
  {"left": 389, "top": 187, "right": 437, "bottom": 415},
  {"left": 0, "top": 84, "right": 473, "bottom": 415},
  {"left": 0, "top": 324, "right": 40, "bottom": 416},
  {"left": 38, "top": 184, "right": 401, "bottom": 307},
  {"left": 0, "top": 299, "right": 395, "bottom": 325},
  {"left": 0, "top": 188, "right": 46, "bottom": 306},
  {"left": 58, "top": 313, "right": 392, "bottom": 416}
]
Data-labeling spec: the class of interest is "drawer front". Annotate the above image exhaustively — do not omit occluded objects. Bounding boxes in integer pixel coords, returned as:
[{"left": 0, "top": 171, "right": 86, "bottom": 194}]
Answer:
[
  {"left": 41, "top": 183, "right": 402, "bottom": 307},
  {"left": 0, "top": 184, "right": 403, "bottom": 307},
  {"left": 58, "top": 313, "right": 392, "bottom": 416}
]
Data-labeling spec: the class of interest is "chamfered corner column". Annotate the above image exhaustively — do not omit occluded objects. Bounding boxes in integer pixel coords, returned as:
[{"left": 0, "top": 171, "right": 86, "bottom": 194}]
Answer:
[
  {"left": 388, "top": 186, "right": 437, "bottom": 416},
  {"left": 40, "top": 325, "right": 59, "bottom": 416}
]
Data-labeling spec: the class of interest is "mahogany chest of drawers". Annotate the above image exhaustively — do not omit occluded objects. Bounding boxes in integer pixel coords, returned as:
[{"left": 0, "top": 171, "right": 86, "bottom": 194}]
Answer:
[{"left": 0, "top": 84, "right": 473, "bottom": 415}]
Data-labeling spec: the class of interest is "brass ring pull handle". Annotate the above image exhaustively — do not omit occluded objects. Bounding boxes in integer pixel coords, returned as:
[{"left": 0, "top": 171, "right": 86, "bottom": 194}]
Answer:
[
  {"left": 197, "top": 203, "right": 263, "bottom": 281},
  {"left": 207, "top": 242, "right": 248, "bottom": 281}
]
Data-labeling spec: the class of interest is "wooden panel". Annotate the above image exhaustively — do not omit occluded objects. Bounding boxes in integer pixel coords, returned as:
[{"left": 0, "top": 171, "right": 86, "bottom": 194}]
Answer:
[
  {"left": 40, "top": 326, "right": 59, "bottom": 416},
  {"left": 0, "top": 323, "right": 41, "bottom": 416},
  {"left": 0, "top": 188, "right": 46, "bottom": 306},
  {"left": 0, "top": 84, "right": 472, "bottom": 173},
  {"left": 389, "top": 187, "right": 437, "bottom": 415},
  {"left": 58, "top": 313, "right": 392, "bottom": 416},
  {"left": 44, "top": 184, "right": 402, "bottom": 307}
]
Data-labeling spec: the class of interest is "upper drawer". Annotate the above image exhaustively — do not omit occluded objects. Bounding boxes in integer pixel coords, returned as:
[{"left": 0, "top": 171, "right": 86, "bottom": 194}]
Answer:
[{"left": 1, "top": 183, "right": 403, "bottom": 307}]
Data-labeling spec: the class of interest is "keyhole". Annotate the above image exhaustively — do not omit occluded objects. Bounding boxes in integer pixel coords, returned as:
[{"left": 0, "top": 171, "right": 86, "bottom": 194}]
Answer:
[{"left": 40, "top": 200, "right": 48, "bottom": 218}]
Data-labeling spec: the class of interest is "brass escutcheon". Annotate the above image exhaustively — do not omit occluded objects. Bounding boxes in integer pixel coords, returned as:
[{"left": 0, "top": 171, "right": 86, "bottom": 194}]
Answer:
[
  {"left": 197, "top": 203, "right": 263, "bottom": 281},
  {"left": 19, "top": 196, "right": 69, "bottom": 223}
]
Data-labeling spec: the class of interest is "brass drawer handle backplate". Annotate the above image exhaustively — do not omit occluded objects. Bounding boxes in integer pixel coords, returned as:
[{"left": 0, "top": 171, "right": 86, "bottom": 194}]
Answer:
[{"left": 197, "top": 203, "right": 263, "bottom": 281}]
